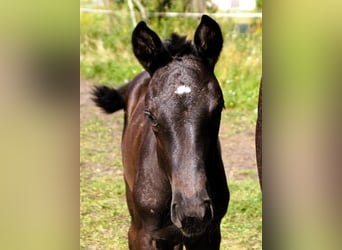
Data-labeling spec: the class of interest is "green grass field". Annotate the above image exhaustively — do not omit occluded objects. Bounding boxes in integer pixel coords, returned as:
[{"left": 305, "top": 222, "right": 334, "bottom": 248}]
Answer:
[
  {"left": 81, "top": 9, "right": 262, "bottom": 249},
  {"left": 80, "top": 109, "right": 262, "bottom": 249},
  {"left": 80, "top": 174, "right": 261, "bottom": 249}
]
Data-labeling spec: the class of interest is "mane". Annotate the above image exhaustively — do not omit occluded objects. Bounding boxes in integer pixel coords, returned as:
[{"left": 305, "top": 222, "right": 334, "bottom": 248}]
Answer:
[{"left": 163, "top": 33, "right": 196, "bottom": 57}]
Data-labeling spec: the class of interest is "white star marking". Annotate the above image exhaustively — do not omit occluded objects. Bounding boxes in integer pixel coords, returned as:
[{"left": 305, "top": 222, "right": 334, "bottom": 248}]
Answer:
[{"left": 175, "top": 85, "right": 191, "bottom": 95}]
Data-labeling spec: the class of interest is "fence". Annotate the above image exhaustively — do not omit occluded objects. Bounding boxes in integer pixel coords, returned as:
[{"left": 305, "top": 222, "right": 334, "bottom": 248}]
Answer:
[
  {"left": 80, "top": 8, "right": 262, "bottom": 30},
  {"left": 80, "top": 8, "right": 262, "bottom": 18}
]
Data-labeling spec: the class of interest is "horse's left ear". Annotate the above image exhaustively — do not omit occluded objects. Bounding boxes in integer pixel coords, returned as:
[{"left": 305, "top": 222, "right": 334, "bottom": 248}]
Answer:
[
  {"left": 132, "top": 21, "right": 171, "bottom": 75},
  {"left": 194, "top": 15, "right": 223, "bottom": 70}
]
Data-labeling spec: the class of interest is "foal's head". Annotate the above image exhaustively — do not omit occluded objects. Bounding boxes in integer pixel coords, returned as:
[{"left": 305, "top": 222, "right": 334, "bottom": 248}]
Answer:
[{"left": 132, "top": 15, "right": 224, "bottom": 237}]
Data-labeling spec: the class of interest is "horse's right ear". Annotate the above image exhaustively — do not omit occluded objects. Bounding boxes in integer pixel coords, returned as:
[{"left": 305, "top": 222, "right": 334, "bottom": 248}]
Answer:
[
  {"left": 194, "top": 15, "right": 223, "bottom": 70},
  {"left": 132, "top": 21, "right": 171, "bottom": 75}
]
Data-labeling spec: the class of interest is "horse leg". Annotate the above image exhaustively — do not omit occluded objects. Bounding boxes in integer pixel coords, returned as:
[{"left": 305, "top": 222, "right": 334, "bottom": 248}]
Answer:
[
  {"left": 256, "top": 78, "right": 262, "bottom": 190},
  {"left": 153, "top": 239, "right": 181, "bottom": 250},
  {"left": 128, "top": 223, "right": 137, "bottom": 250},
  {"left": 128, "top": 227, "right": 153, "bottom": 250},
  {"left": 129, "top": 226, "right": 179, "bottom": 250}
]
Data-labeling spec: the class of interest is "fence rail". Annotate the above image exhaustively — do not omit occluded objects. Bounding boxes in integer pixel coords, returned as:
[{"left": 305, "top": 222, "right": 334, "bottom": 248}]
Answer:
[{"left": 80, "top": 8, "right": 262, "bottom": 18}]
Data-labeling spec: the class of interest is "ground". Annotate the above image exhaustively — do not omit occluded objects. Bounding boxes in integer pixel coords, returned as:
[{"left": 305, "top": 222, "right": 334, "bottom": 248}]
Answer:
[{"left": 80, "top": 79, "right": 258, "bottom": 181}]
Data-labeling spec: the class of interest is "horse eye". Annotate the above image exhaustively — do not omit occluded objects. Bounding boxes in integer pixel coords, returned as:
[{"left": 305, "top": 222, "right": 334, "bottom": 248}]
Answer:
[{"left": 144, "top": 111, "right": 158, "bottom": 127}]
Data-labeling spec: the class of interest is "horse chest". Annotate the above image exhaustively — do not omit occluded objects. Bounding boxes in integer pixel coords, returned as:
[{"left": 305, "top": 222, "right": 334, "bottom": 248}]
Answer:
[{"left": 133, "top": 167, "right": 171, "bottom": 215}]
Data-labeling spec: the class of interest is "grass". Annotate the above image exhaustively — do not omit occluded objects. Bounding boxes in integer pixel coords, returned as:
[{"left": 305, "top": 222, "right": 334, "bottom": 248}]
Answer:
[
  {"left": 80, "top": 8, "right": 261, "bottom": 249},
  {"left": 80, "top": 175, "right": 129, "bottom": 250},
  {"left": 80, "top": 168, "right": 261, "bottom": 249}
]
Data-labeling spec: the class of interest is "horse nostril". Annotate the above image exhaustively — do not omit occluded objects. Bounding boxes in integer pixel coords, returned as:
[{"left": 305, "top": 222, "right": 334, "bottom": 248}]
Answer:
[
  {"left": 171, "top": 203, "right": 182, "bottom": 228},
  {"left": 203, "top": 199, "right": 211, "bottom": 208},
  {"left": 172, "top": 203, "right": 177, "bottom": 210},
  {"left": 202, "top": 200, "right": 214, "bottom": 221},
  {"left": 171, "top": 196, "right": 214, "bottom": 233}
]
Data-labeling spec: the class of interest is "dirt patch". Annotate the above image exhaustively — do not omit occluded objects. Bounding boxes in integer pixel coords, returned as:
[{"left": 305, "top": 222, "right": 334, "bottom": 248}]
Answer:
[
  {"left": 81, "top": 80, "right": 258, "bottom": 181},
  {"left": 219, "top": 121, "right": 258, "bottom": 180}
]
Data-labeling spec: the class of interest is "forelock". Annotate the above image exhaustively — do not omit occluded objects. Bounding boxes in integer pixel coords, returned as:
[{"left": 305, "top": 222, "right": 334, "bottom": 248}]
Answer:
[{"left": 163, "top": 33, "right": 196, "bottom": 57}]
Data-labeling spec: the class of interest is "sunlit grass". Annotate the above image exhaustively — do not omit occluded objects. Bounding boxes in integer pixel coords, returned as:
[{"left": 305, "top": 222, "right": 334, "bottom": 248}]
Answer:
[{"left": 80, "top": 171, "right": 261, "bottom": 249}]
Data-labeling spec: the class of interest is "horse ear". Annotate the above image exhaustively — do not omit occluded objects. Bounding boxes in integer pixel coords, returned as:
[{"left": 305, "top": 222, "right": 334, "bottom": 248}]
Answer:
[
  {"left": 194, "top": 15, "right": 223, "bottom": 70},
  {"left": 132, "top": 21, "right": 171, "bottom": 75}
]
